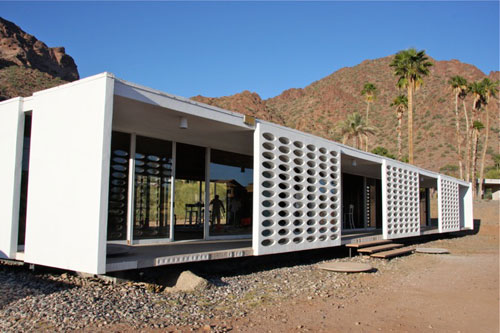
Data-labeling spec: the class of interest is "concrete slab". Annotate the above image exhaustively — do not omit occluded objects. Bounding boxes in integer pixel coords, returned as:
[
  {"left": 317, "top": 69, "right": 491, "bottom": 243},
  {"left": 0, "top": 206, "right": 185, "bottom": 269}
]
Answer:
[
  {"left": 415, "top": 248, "right": 450, "bottom": 254},
  {"left": 105, "top": 239, "right": 252, "bottom": 272},
  {"left": 318, "top": 262, "right": 373, "bottom": 273},
  {"left": 107, "top": 244, "right": 132, "bottom": 257}
]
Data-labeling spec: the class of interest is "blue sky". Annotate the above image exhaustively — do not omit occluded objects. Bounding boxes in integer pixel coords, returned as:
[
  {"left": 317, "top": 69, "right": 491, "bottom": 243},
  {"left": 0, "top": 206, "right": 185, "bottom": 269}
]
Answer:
[{"left": 1, "top": 1, "right": 499, "bottom": 99}]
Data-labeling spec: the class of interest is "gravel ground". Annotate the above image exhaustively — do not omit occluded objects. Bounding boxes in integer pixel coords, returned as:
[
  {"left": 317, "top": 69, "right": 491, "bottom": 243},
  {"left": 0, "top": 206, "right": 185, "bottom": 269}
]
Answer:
[{"left": 0, "top": 248, "right": 412, "bottom": 332}]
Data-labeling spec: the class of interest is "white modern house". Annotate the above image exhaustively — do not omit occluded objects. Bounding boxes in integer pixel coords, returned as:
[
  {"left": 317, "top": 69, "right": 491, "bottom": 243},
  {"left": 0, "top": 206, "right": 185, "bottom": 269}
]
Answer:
[{"left": 0, "top": 73, "right": 473, "bottom": 275}]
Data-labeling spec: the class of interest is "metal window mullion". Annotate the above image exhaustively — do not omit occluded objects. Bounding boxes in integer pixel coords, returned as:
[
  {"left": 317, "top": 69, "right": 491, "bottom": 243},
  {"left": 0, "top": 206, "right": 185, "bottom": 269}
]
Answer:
[
  {"left": 363, "top": 176, "right": 367, "bottom": 228},
  {"left": 204, "top": 147, "right": 210, "bottom": 240},
  {"left": 169, "top": 142, "right": 176, "bottom": 241},
  {"left": 126, "top": 133, "right": 136, "bottom": 245}
]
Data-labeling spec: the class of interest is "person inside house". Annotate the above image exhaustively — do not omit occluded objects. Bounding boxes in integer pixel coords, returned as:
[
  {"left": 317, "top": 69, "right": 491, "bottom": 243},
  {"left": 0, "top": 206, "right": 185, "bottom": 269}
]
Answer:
[{"left": 210, "top": 195, "right": 225, "bottom": 228}]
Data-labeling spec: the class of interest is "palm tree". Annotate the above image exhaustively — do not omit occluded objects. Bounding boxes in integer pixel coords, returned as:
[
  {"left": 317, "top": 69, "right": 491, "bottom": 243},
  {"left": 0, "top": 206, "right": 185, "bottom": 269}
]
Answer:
[
  {"left": 459, "top": 84, "right": 471, "bottom": 182},
  {"left": 339, "top": 112, "right": 377, "bottom": 150},
  {"left": 390, "top": 48, "right": 433, "bottom": 164},
  {"left": 471, "top": 120, "right": 485, "bottom": 197},
  {"left": 448, "top": 76, "right": 468, "bottom": 179},
  {"left": 478, "top": 78, "right": 499, "bottom": 197},
  {"left": 361, "top": 82, "right": 377, "bottom": 151},
  {"left": 468, "top": 81, "right": 487, "bottom": 197},
  {"left": 361, "top": 83, "right": 377, "bottom": 123},
  {"left": 390, "top": 95, "right": 408, "bottom": 161}
]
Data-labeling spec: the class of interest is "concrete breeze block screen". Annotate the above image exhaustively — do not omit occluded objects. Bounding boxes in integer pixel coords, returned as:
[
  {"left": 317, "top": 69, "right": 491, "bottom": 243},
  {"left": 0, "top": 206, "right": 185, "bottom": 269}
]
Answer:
[
  {"left": 382, "top": 161, "right": 420, "bottom": 239},
  {"left": 253, "top": 123, "right": 342, "bottom": 256},
  {"left": 439, "top": 177, "right": 460, "bottom": 232}
]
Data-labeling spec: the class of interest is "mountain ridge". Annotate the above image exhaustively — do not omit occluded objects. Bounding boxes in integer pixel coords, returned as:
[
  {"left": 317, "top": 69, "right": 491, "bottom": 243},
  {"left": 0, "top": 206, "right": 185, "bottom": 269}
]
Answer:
[
  {"left": 191, "top": 55, "right": 499, "bottom": 174},
  {"left": 0, "top": 16, "right": 79, "bottom": 101}
]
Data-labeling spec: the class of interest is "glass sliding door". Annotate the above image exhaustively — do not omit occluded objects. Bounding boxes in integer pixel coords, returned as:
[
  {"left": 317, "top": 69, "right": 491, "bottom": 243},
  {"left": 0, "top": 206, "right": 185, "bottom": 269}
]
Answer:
[
  {"left": 209, "top": 149, "right": 253, "bottom": 236},
  {"left": 174, "top": 143, "right": 206, "bottom": 240},
  {"left": 133, "top": 135, "right": 173, "bottom": 240}
]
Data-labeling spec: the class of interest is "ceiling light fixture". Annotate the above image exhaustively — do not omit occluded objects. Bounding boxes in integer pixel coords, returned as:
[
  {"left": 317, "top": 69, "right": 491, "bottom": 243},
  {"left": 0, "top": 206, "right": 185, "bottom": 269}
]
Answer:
[{"left": 179, "top": 116, "right": 188, "bottom": 129}]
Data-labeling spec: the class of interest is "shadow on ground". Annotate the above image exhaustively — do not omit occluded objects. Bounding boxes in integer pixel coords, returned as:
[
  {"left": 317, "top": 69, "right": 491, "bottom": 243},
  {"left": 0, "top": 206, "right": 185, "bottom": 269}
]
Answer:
[
  {"left": 0, "top": 262, "right": 75, "bottom": 310},
  {"left": 107, "top": 228, "right": 479, "bottom": 287}
]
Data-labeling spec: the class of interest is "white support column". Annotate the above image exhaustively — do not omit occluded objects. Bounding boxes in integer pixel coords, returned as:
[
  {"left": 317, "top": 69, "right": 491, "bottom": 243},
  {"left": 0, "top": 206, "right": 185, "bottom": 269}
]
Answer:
[
  {"left": 24, "top": 73, "right": 114, "bottom": 274},
  {"left": 169, "top": 142, "right": 176, "bottom": 241},
  {"left": 381, "top": 160, "right": 389, "bottom": 239},
  {"left": 204, "top": 148, "right": 211, "bottom": 240},
  {"left": 0, "top": 98, "right": 24, "bottom": 259},
  {"left": 463, "top": 184, "right": 473, "bottom": 229},
  {"left": 437, "top": 175, "right": 443, "bottom": 233},
  {"left": 126, "top": 133, "right": 136, "bottom": 244}
]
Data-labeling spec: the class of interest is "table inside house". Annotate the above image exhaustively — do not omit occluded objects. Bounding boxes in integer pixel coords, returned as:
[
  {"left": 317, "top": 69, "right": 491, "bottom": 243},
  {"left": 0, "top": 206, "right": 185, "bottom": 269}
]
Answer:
[{"left": 184, "top": 203, "right": 204, "bottom": 225}]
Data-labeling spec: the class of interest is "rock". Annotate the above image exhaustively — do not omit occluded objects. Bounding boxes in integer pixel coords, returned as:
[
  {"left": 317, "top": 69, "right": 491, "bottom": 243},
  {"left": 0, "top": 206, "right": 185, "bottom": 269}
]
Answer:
[
  {"left": 0, "top": 17, "right": 79, "bottom": 81},
  {"left": 164, "top": 271, "right": 210, "bottom": 293}
]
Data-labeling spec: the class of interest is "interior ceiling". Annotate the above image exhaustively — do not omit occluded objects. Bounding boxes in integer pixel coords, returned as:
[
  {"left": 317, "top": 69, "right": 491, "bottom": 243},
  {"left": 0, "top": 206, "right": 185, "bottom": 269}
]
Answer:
[
  {"left": 341, "top": 154, "right": 382, "bottom": 179},
  {"left": 112, "top": 95, "right": 253, "bottom": 156},
  {"left": 341, "top": 153, "right": 439, "bottom": 187},
  {"left": 420, "top": 174, "right": 438, "bottom": 188}
]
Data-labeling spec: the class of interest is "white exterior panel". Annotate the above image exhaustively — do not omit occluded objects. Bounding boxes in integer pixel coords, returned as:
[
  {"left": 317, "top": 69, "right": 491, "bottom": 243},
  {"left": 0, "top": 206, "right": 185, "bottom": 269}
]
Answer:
[
  {"left": 438, "top": 176, "right": 461, "bottom": 232},
  {"left": 24, "top": 74, "right": 114, "bottom": 274},
  {"left": 0, "top": 98, "right": 24, "bottom": 259},
  {"left": 253, "top": 122, "right": 342, "bottom": 256},
  {"left": 382, "top": 160, "right": 420, "bottom": 239}
]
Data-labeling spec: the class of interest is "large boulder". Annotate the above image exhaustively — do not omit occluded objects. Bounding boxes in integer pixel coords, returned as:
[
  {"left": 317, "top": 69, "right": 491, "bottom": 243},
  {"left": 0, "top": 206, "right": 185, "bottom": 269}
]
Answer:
[{"left": 164, "top": 270, "right": 210, "bottom": 293}]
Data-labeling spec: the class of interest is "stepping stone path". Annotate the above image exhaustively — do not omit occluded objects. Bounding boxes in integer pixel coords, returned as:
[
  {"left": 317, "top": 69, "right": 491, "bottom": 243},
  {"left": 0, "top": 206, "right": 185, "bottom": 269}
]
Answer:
[
  {"left": 317, "top": 262, "right": 373, "bottom": 273},
  {"left": 415, "top": 248, "right": 450, "bottom": 254}
]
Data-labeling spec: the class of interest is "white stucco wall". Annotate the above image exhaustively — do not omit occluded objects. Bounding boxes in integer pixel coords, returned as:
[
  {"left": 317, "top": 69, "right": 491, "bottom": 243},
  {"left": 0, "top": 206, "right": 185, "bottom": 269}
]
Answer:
[
  {"left": 0, "top": 98, "right": 24, "bottom": 259},
  {"left": 24, "top": 74, "right": 114, "bottom": 274}
]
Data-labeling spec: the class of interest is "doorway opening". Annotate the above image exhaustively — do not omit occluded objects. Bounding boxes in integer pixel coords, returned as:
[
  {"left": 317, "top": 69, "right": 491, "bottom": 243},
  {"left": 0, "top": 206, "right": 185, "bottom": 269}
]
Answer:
[
  {"left": 340, "top": 154, "right": 382, "bottom": 232},
  {"left": 173, "top": 143, "right": 205, "bottom": 241},
  {"left": 208, "top": 149, "right": 253, "bottom": 237},
  {"left": 419, "top": 175, "right": 438, "bottom": 229}
]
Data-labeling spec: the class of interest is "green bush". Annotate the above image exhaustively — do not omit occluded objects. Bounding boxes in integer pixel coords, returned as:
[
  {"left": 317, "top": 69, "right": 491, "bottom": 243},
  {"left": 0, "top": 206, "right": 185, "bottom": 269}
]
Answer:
[{"left": 371, "top": 146, "right": 396, "bottom": 159}]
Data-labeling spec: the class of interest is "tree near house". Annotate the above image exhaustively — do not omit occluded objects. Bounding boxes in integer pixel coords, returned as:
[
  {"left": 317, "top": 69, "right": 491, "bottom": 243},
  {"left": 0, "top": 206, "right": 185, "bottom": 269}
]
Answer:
[
  {"left": 448, "top": 76, "right": 468, "bottom": 179},
  {"left": 361, "top": 83, "right": 377, "bottom": 123},
  {"left": 468, "top": 81, "right": 487, "bottom": 197},
  {"left": 478, "top": 78, "right": 499, "bottom": 197},
  {"left": 457, "top": 81, "right": 472, "bottom": 182},
  {"left": 390, "top": 94, "right": 408, "bottom": 161},
  {"left": 390, "top": 48, "right": 433, "bottom": 164},
  {"left": 361, "top": 82, "right": 377, "bottom": 151},
  {"left": 371, "top": 146, "right": 396, "bottom": 159},
  {"left": 338, "top": 112, "right": 377, "bottom": 150}
]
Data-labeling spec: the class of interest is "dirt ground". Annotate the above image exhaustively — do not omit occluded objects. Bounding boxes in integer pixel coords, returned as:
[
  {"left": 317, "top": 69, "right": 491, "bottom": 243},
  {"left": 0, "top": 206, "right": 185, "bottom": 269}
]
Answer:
[
  {"left": 97, "top": 200, "right": 498, "bottom": 333},
  {"left": 213, "top": 201, "right": 499, "bottom": 333}
]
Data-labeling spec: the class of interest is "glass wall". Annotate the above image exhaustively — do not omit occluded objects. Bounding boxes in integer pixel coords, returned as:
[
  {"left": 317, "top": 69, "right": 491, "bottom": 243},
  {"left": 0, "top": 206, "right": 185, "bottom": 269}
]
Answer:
[
  {"left": 209, "top": 149, "right": 253, "bottom": 236},
  {"left": 174, "top": 143, "right": 206, "bottom": 240},
  {"left": 106, "top": 133, "right": 253, "bottom": 242},
  {"left": 133, "top": 135, "right": 173, "bottom": 240},
  {"left": 107, "top": 131, "right": 130, "bottom": 241}
]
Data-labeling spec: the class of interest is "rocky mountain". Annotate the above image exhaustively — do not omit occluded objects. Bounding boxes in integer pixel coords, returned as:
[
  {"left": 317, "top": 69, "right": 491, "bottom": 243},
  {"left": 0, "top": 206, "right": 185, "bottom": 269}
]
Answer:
[
  {"left": 0, "top": 17, "right": 79, "bottom": 101},
  {"left": 192, "top": 56, "right": 499, "bottom": 174}
]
